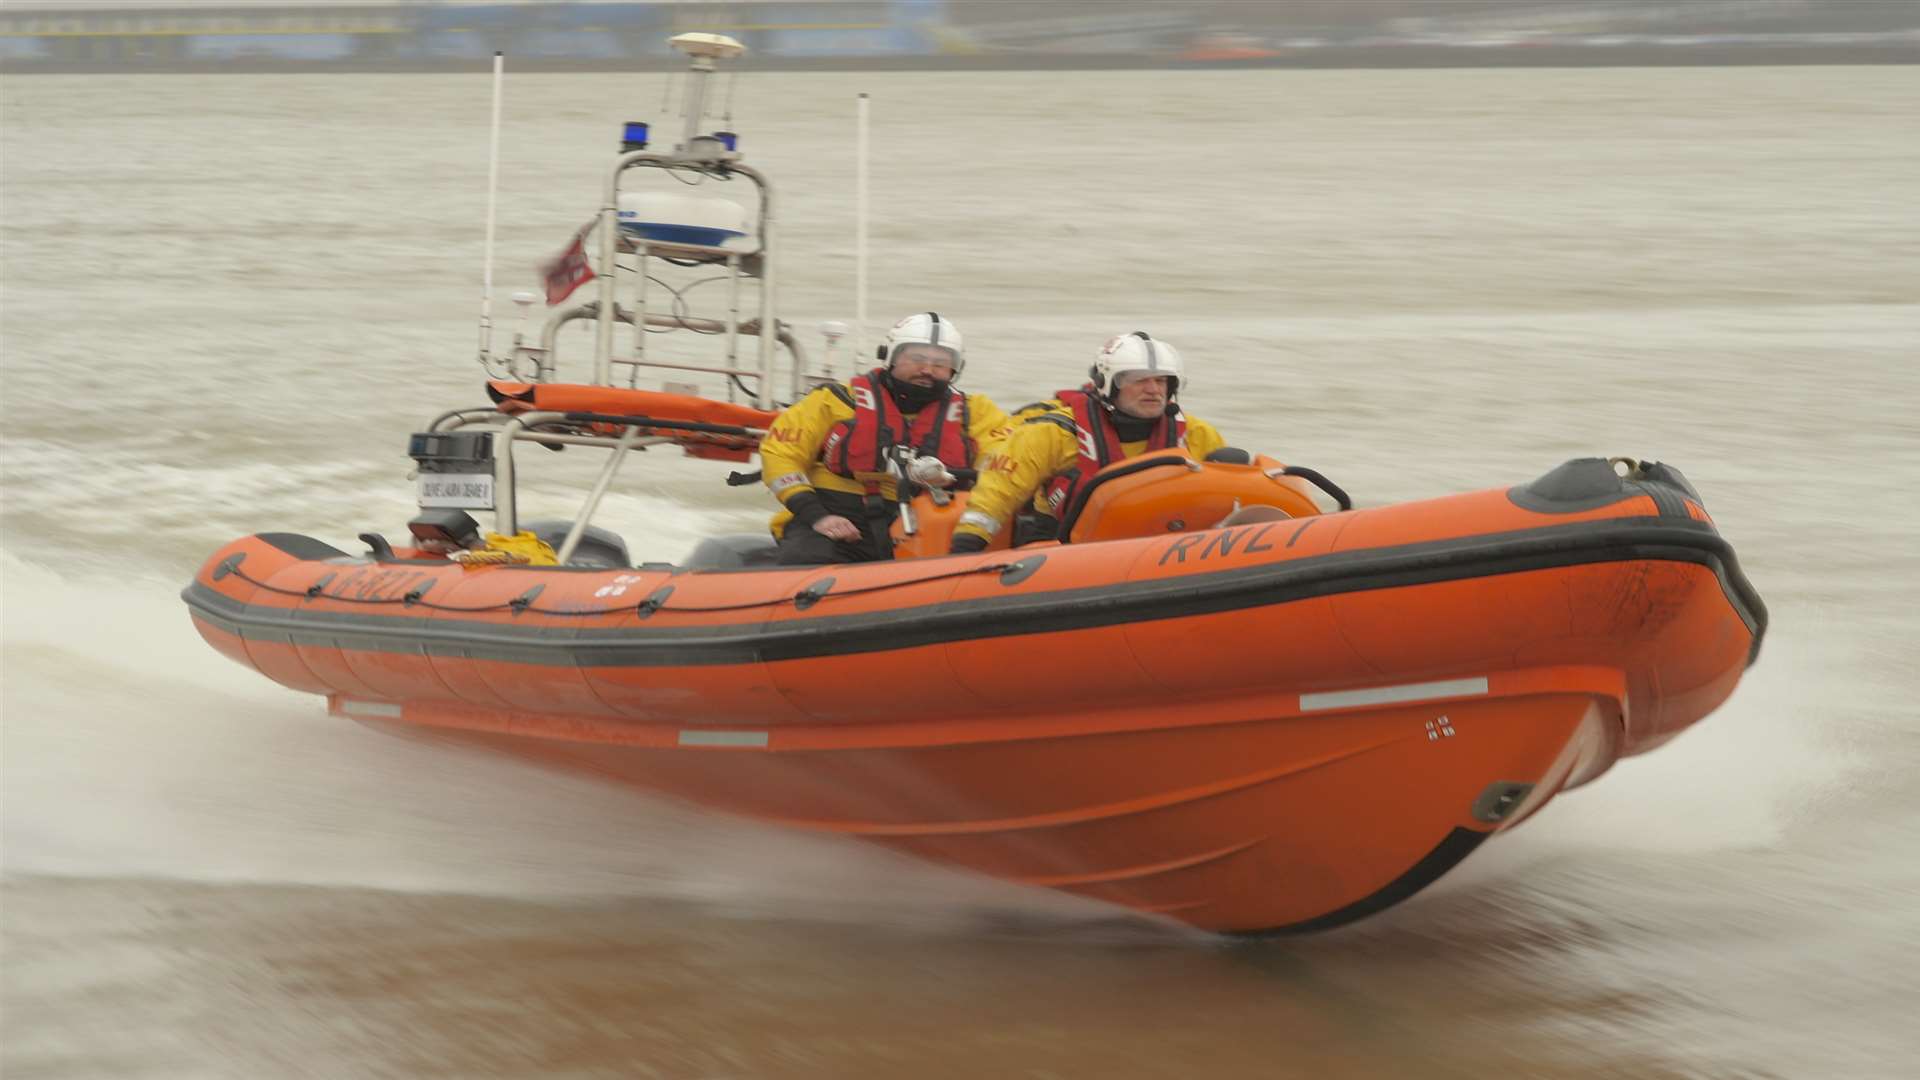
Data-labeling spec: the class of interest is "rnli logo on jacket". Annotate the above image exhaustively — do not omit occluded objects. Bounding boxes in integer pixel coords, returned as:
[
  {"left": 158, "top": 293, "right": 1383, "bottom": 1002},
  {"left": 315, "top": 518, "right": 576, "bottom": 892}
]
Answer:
[
  {"left": 948, "top": 399, "right": 965, "bottom": 422},
  {"left": 1075, "top": 425, "right": 1099, "bottom": 461},
  {"left": 852, "top": 385, "right": 876, "bottom": 410}
]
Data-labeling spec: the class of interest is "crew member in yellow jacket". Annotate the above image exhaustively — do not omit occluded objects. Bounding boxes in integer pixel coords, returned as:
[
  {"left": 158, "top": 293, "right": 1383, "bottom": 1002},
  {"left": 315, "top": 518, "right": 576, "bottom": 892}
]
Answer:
[
  {"left": 950, "top": 332, "right": 1227, "bottom": 553},
  {"left": 762, "top": 312, "right": 1012, "bottom": 564}
]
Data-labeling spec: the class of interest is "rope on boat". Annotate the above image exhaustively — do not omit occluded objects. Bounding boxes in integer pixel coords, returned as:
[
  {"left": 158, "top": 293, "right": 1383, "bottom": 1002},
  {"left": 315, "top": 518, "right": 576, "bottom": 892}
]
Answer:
[{"left": 220, "top": 559, "right": 1018, "bottom": 619}]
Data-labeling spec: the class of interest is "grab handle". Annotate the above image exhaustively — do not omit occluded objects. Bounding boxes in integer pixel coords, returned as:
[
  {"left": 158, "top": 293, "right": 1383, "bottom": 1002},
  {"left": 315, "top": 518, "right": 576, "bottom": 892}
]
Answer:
[{"left": 1275, "top": 465, "right": 1352, "bottom": 512}]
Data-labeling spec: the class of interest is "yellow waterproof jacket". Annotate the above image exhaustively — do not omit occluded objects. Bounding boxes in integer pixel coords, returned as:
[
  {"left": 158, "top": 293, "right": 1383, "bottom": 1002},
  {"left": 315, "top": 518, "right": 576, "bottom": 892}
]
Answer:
[
  {"left": 761, "top": 381, "right": 1012, "bottom": 536},
  {"left": 954, "top": 401, "right": 1225, "bottom": 542}
]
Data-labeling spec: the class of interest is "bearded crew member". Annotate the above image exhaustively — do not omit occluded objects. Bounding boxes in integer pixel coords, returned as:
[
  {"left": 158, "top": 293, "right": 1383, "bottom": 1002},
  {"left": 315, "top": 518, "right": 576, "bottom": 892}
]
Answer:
[
  {"left": 949, "top": 332, "right": 1227, "bottom": 554},
  {"left": 761, "top": 312, "right": 1012, "bottom": 565}
]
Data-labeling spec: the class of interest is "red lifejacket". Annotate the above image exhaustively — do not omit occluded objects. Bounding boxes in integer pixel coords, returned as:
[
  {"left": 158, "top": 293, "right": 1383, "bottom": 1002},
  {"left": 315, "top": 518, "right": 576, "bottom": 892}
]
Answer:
[
  {"left": 1036, "top": 388, "right": 1187, "bottom": 516},
  {"left": 820, "top": 369, "right": 975, "bottom": 490}
]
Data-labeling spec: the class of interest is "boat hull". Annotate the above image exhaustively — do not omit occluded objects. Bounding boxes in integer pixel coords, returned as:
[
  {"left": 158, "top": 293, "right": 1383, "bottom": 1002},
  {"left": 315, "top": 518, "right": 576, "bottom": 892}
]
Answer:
[{"left": 183, "top": 464, "right": 1764, "bottom": 932}]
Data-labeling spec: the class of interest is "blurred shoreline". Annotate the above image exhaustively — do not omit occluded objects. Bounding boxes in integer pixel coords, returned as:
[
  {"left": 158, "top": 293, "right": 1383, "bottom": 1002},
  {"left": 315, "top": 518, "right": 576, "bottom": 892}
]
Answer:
[{"left": 7, "top": 41, "right": 1917, "bottom": 75}]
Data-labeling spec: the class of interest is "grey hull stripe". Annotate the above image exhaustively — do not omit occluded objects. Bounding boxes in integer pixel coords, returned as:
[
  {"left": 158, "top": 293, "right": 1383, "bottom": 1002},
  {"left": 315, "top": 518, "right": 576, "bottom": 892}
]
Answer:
[
  {"left": 1299, "top": 677, "right": 1490, "bottom": 712},
  {"left": 678, "top": 730, "right": 770, "bottom": 747}
]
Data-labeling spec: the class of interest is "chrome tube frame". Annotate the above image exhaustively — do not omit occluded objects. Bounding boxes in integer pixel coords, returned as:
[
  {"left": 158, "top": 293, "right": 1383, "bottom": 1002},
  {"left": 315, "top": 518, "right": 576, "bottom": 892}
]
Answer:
[
  {"left": 588, "top": 153, "right": 781, "bottom": 403},
  {"left": 493, "top": 415, "right": 529, "bottom": 535},
  {"left": 433, "top": 408, "right": 738, "bottom": 543},
  {"left": 542, "top": 302, "right": 807, "bottom": 390},
  {"left": 556, "top": 423, "right": 642, "bottom": 564}
]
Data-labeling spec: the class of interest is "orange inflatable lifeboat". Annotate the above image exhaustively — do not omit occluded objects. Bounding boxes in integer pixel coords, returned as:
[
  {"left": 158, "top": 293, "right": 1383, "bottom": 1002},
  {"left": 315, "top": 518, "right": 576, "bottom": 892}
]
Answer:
[
  {"left": 182, "top": 386, "right": 1766, "bottom": 933},
  {"left": 181, "top": 38, "right": 1766, "bottom": 933}
]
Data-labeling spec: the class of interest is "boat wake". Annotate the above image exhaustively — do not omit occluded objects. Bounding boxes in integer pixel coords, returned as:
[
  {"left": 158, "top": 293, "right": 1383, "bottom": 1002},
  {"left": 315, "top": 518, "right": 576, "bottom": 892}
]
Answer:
[
  {"left": 2, "top": 553, "right": 1846, "bottom": 938},
  {"left": 1426, "top": 628, "right": 1851, "bottom": 900},
  {"left": 0, "top": 554, "right": 1135, "bottom": 937}
]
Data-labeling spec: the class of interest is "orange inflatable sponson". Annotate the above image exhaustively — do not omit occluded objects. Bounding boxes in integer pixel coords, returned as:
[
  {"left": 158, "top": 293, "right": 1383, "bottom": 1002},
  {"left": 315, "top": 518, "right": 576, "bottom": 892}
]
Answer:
[{"left": 182, "top": 457, "right": 1765, "bottom": 935}]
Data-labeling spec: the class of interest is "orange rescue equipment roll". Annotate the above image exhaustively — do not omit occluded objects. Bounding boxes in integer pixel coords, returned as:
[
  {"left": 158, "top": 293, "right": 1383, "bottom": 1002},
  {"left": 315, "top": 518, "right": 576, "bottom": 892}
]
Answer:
[
  {"left": 486, "top": 381, "right": 778, "bottom": 430},
  {"left": 486, "top": 381, "right": 777, "bottom": 461}
]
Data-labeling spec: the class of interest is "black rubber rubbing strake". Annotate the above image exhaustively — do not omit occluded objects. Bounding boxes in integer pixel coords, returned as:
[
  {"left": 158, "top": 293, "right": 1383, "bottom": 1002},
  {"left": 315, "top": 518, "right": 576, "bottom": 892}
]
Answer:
[
  {"left": 1632, "top": 479, "right": 1689, "bottom": 519},
  {"left": 183, "top": 517, "right": 1768, "bottom": 671}
]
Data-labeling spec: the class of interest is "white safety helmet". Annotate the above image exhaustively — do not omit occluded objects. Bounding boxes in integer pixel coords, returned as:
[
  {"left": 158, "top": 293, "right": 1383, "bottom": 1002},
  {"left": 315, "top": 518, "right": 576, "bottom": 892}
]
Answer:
[
  {"left": 879, "top": 311, "right": 965, "bottom": 376},
  {"left": 1090, "top": 331, "right": 1185, "bottom": 402}
]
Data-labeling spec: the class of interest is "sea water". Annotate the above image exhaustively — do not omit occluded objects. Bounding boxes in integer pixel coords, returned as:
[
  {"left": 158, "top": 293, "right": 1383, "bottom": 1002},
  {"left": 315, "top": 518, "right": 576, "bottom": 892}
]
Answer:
[{"left": 3, "top": 65, "right": 1916, "bottom": 1078}]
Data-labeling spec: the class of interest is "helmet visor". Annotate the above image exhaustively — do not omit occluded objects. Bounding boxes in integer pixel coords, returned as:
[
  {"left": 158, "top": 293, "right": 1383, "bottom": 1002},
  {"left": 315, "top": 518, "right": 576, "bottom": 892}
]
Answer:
[
  {"left": 1113, "top": 369, "right": 1178, "bottom": 394},
  {"left": 888, "top": 343, "right": 961, "bottom": 371}
]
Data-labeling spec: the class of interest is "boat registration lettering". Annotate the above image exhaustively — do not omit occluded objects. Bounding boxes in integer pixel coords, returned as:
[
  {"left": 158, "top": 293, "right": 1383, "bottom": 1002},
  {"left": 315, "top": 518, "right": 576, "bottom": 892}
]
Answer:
[
  {"left": 1157, "top": 523, "right": 1279, "bottom": 566},
  {"left": 419, "top": 472, "right": 495, "bottom": 509},
  {"left": 326, "top": 567, "right": 436, "bottom": 601}
]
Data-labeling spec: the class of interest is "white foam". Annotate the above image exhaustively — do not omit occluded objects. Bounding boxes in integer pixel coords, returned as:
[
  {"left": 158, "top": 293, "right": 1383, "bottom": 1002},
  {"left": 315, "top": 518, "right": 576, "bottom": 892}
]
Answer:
[
  {"left": 1436, "top": 630, "right": 1857, "bottom": 898},
  {"left": 0, "top": 555, "right": 1109, "bottom": 931}
]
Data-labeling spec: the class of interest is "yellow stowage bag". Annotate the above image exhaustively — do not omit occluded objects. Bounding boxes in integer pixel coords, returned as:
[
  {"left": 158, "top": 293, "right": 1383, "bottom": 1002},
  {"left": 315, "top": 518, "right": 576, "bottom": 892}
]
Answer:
[{"left": 479, "top": 530, "right": 559, "bottom": 566}]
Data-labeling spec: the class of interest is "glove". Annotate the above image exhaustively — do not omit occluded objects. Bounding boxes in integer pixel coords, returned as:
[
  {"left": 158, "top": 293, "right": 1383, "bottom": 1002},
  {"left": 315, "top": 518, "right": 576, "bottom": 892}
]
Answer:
[
  {"left": 948, "top": 532, "right": 990, "bottom": 555},
  {"left": 905, "top": 456, "right": 956, "bottom": 488}
]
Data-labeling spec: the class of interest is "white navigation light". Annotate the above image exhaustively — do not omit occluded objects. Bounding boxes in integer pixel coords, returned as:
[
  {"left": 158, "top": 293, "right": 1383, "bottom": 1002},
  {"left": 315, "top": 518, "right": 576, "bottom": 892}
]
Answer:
[{"left": 669, "top": 33, "right": 745, "bottom": 60}]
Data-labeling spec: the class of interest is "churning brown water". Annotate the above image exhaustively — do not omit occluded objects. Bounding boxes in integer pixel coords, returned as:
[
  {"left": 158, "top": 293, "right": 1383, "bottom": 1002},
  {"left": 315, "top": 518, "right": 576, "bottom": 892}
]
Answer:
[{"left": 3, "top": 65, "right": 1917, "bottom": 1078}]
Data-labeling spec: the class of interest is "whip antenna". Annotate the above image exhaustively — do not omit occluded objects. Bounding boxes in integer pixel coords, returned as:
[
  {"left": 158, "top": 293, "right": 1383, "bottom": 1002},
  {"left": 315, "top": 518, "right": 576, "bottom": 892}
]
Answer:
[
  {"left": 477, "top": 51, "right": 505, "bottom": 366},
  {"left": 856, "top": 92, "right": 870, "bottom": 362}
]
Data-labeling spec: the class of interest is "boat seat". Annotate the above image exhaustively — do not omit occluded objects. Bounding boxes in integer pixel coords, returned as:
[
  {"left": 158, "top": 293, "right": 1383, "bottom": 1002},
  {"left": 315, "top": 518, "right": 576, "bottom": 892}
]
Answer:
[
  {"left": 682, "top": 533, "right": 781, "bottom": 570},
  {"left": 522, "top": 519, "right": 632, "bottom": 569}
]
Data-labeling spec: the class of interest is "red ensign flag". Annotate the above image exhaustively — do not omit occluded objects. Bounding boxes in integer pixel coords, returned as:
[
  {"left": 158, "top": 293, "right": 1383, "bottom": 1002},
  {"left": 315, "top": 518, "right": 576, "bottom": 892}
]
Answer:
[{"left": 539, "top": 221, "right": 597, "bottom": 305}]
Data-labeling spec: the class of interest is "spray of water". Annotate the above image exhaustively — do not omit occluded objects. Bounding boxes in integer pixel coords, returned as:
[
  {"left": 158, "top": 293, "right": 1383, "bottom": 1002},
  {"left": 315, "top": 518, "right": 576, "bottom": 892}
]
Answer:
[{"left": 0, "top": 554, "right": 1119, "bottom": 934}]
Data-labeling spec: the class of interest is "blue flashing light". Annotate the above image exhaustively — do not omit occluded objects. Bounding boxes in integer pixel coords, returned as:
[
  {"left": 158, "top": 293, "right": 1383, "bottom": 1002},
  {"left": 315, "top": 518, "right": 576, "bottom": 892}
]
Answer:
[
  {"left": 621, "top": 121, "right": 650, "bottom": 151},
  {"left": 712, "top": 130, "right": 738, "bottom": 152}
]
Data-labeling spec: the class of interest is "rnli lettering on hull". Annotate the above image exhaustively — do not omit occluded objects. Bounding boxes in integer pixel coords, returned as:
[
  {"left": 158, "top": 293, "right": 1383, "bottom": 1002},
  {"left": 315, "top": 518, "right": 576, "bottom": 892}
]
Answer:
[
  {"left": 1157, "top": 517, "right": 1327, "bottom": 566},
  {"left": 1158, "top": 523, "right": 1281, "bottom": 565},
  {"left": 324, "top": 567, "right": 437, "bottom": 602}
]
